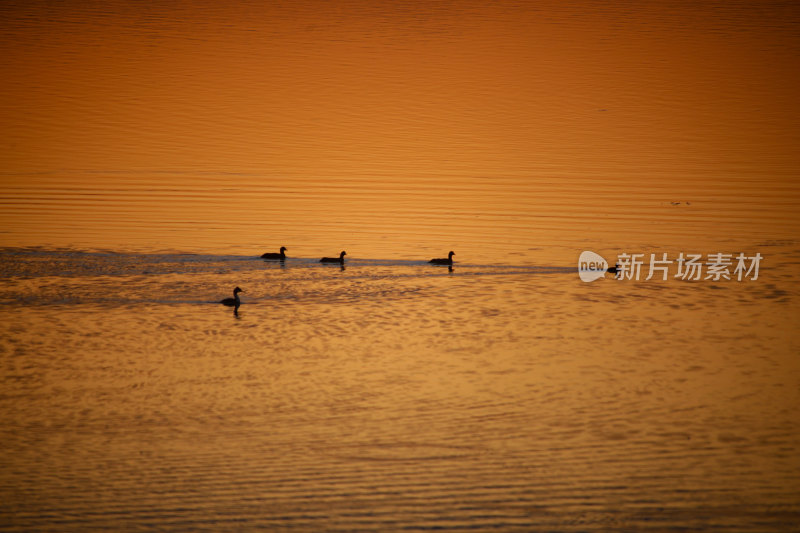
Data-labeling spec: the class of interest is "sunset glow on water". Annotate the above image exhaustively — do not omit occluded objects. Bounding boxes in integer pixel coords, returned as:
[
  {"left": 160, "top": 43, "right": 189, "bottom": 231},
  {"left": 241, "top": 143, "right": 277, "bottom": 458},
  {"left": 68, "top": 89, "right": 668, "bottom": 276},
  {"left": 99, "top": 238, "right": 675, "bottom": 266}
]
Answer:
[{"left": 1, "top": 1, "right": 799, "bottom": 530}]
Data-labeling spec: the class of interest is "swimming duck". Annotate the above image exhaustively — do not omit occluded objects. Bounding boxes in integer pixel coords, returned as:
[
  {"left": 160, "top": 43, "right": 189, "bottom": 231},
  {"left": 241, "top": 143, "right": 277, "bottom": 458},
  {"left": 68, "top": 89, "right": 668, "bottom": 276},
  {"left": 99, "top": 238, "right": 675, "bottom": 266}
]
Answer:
[
  {"left": 220, "top": 287, "right": 244, "bottom": 307},
  {"left": 320, "top": 251, "right": 346, "bottom": 264},
  {"left": 261, "top": 246, "right": 287, "bottom": 260},
  {"left": 429, "top": 251, "right": 455, "bottom": 265}
]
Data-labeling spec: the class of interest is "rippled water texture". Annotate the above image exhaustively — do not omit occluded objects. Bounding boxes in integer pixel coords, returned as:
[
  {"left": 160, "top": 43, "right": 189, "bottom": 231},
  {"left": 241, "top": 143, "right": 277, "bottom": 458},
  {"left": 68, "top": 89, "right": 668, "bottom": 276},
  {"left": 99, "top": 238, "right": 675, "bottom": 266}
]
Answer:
[
  {"left": 1, "top": 248, "right": 798, "bottom": 531},
  {"left": 1, "top": 0, "right": 798, "bottom": 258},
  {"left": 1, "top": 0, "right": 799, "bottom": 531}
]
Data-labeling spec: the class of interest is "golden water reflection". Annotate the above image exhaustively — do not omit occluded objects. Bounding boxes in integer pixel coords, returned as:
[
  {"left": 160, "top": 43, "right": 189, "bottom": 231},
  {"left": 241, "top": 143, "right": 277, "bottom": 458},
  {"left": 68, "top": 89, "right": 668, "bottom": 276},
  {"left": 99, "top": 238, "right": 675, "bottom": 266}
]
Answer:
[
  {"left": 1, "top": 252, "right": 798, "bottom": 529},
  {"left": 1, "top": 1, "right": 799, "bottom": 258},
  {"left": 1, "top": 0, "right": 799, "bottom": 530}
]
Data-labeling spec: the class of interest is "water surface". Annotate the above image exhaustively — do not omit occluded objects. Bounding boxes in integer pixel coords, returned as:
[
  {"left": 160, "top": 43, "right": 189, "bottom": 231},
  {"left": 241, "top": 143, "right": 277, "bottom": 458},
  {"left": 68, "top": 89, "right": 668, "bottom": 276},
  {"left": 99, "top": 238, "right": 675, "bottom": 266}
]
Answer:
[
  {"left": 1, "top": 0, "right": 799, "bottom": 530},
  {"left": 1, "top": 248, "right": 798, "bottom": 530}
]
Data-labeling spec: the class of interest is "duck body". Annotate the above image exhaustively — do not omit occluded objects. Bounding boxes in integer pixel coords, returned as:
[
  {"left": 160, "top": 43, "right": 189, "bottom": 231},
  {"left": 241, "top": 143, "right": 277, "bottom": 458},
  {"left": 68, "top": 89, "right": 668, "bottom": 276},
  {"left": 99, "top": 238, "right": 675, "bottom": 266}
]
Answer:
[
  {"left": 221, "top": 287, "right": 244, "bottom": 307},
  {"left": 429, "top": 251, "right": 455, "bottom": 265},
  {"left": 320, "top": 251, "right": 347, "bottom": 264},
  {"left": 261, "top": 246, "right": 287, "bottom": 260}
]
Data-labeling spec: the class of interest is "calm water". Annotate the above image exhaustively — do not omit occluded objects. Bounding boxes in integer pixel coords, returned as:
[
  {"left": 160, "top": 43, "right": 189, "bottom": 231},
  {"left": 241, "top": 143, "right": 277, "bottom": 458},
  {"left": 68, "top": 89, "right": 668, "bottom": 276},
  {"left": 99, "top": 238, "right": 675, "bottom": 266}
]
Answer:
[
  {"left": 2, "top": 0, "right": 800, "bottom": 531},
  {"left": 1, "top": 247, "right": 798, "bottom": 531}
]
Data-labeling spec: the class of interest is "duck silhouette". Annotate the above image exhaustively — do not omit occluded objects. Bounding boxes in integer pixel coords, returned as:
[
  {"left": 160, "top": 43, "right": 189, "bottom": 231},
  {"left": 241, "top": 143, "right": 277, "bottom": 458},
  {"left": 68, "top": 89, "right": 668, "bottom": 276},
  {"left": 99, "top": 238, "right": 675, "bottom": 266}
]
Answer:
[
  {"left": 320, "top": 251, "right": 346, "bottom": 264},
  {"left": 220, "top": 287, "right": 244, "bottom": 307},
  {"left": 429, "top": 251, "right": 455, "bottom": 265},
  {"left": 261, "top": 246, "right": 287, "bottom": 260}
]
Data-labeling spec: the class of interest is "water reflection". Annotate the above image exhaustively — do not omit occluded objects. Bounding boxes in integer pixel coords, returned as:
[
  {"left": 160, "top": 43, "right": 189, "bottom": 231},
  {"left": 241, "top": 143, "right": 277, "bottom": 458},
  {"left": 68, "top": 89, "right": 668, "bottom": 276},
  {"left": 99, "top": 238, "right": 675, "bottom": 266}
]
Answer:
[
  {"left": 1, "top": 248, "right": 797, "bottom": 531},
  {"left": 1, "top": 247, "right": 799, "bottom": 531},
  {"left": 0, "top": 0, "right": 798, "bottom": 530},
  {"left": 0, "top": 1, "right": 796, "bottom": 258}
]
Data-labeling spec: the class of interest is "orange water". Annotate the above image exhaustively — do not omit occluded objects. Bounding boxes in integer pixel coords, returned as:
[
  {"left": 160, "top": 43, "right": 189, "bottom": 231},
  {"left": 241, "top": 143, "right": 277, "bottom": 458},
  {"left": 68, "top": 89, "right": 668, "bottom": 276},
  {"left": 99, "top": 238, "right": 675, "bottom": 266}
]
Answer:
[
  {"left": 1, "top": 1, "right": 799, "bottom": 530},
  {"left": 1, "top": 0, "right": 798, "bottom": 259}
]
